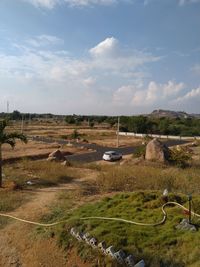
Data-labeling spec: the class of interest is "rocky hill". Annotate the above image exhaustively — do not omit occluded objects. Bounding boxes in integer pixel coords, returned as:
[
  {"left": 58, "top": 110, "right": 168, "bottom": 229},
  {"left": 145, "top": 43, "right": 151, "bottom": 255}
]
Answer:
[{"left": 149, "top": 109, "right": 200, "bottom": 118}]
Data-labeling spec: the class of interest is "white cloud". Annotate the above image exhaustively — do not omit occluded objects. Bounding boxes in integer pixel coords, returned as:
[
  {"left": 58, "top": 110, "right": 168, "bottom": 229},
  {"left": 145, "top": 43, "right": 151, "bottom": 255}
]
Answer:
[
  {"left": 64, "top": 0, "right": 116, "bottom": 7},
  {"left": 144, "top": 0, "right": 200, "bottom": 6},
  {"left": 113, "top": 85, "right": 136, "bottom": 106},
  {"left": 83, "top": 77, "right": 96, "bottom": 86},
  {"left": 175, "top": 87, "right": 200, "bottom": 102},
  {"left": 113, "top": 81, "right": 185, "bottom": 107},
  {"left": 26, "top": 35, "right": 64, "bottom": 47},
  {"left": 90, "top": 37, "right": 119, "bottom": 58},
  {"left": 0, "top": 36, "right": 173, "bottom": 114},
  {"left": 1, "top": 36, "right": 157, "bottom": 84},
  {"left": 21, "top": 0, "right": 200, "bottom": 8},
  {"left": 162, "top": 81, "right": 185, "bottom": 96},
  {"left": 22, "top": 0, "right": 60, "bottom": 9},
  {"left": 179, "top": 0, "right": 200, "bottom": 6},
  {"left": 22, "top": 0, "right": 118, "bottom": 8},
  {"left": 88, "top": 37, "right": 160, "bottom": 77}
]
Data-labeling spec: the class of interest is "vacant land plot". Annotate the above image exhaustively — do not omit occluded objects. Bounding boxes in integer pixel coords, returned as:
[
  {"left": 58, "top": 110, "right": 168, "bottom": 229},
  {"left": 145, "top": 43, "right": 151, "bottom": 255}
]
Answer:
[
  {"left": 0, "top": 128, "right": 199, "bottom": 267},
  {"left": 2, "top": 139, "right": 91, "bottom": 161},
  {"left": 6, "top": 122, "right": 142, "bottom": 147}
]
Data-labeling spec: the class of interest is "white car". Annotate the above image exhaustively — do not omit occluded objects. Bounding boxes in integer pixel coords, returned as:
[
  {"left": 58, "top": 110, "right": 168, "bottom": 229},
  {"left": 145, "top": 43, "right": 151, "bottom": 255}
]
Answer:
[{"left": 102, "top": 151, "right": 122, "bottom": 161}]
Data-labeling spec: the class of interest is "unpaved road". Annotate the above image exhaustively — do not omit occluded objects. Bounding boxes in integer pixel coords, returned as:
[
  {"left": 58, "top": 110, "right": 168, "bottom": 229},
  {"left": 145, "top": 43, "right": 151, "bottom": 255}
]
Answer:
[{"left": 0, "top": 180, "right": 91, "bottom": 267}]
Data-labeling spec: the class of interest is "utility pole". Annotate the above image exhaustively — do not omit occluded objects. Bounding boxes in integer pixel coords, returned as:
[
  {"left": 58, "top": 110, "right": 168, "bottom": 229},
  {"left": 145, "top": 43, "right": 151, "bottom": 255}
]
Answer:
[
  {"left": 21, "top": 114, "right": 24, "bottom": 133},
  {"left": 29, "top": 113, "right": 31, "bottom": 125},
  {"left": 117, "top": 116, "right": 120, "bottom": 148},
  {"left": 6, "top": 101, "right": 9, "bottom": 114}
]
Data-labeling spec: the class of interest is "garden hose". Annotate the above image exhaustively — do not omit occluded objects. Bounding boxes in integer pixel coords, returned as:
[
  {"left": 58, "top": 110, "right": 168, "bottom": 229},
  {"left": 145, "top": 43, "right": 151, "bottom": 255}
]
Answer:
[{"left": 0, "top": 201, "right": 200, "bottom": 227}]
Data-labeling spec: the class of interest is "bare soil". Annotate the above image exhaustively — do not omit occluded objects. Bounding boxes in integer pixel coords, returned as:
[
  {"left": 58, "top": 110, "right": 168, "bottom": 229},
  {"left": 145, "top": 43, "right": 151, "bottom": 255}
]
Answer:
[
  {"left": 7, "top": 123, "right": 142, "bottom": 148},
  {"left": 0, "top": 171, "right": 97, "bottom": 267},
  {"left": 2, "top": 140, "right": 90, "bottom": 161}
]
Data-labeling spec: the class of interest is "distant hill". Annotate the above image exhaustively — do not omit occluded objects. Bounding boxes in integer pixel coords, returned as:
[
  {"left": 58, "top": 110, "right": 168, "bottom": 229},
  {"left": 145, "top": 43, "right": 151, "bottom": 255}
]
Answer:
[{"left": 149, "top": 109, "right": 200, "bottom": 119}]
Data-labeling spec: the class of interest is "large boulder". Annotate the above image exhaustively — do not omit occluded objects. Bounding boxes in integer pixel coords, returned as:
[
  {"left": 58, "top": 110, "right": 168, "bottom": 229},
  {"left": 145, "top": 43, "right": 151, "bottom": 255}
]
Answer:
[
  {"left": 145, "top": 138, "right": 169, "bottom": 162},
  {"left": 48, "top": 149, "right": 65, "bottom": 161}
]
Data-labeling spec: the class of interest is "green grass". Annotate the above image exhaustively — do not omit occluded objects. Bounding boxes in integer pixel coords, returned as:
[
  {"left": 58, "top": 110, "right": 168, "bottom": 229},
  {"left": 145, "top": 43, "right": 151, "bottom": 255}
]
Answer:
[{"left": 40, "top": 191, "right": 200, "bottom": 267}]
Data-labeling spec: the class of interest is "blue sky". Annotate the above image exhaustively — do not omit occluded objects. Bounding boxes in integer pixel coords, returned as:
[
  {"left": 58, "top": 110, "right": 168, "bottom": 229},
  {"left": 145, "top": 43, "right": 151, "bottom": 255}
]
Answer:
[{"left": 0, "top": 0, "right": 200, "bottom": 115}]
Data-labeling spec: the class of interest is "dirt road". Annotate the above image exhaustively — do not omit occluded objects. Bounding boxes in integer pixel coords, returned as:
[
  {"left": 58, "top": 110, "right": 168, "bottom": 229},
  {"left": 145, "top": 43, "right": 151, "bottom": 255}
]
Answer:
[{"left": 0, "top": 181, "right": 91, "bottom": 267}]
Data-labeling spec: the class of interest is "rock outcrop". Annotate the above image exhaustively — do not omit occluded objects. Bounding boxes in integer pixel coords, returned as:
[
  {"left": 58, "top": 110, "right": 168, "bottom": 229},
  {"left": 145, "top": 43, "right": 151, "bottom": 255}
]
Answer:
[
  {"left": 145, "top": 138, "right": 169, "bottom": 162},
  {"left": 47, "top": 149, "right": 65, "bottom": 161}
]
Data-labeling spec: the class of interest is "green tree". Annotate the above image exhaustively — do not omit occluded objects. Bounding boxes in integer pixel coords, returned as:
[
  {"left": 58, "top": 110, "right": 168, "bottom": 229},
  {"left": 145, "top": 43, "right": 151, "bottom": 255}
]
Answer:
[
  {"left": 89, "top": 121, "right": 95, "bottom": 128},
  {"left": 11, "top": 110, "right": 21, "bottom": 120},
  {"left": 65, "top": 116, "right": 75, "bottom": 124},
  {"left": 0, "top": 120, "right": 27, "bottom": 187},
  {"left": 158, "top": 118, "right": 170, "bottom": 134},
  {"left": 129, "top": 116, "right": 149, "bottom": 133},
  {"left": 71, "top": 129, "right": 80, "bottom": 139}
]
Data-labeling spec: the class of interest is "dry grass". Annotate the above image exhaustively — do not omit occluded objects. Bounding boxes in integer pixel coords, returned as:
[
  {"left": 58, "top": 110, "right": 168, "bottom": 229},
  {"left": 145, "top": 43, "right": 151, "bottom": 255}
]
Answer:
[
  {"left": 0, "top": 190, "right": 28, "bottom": 213},
  {"left": 3, "top": 159, "right": 100, "bottom": 190},
  {"left": 6, "top": 122, "right": 141, "bottom": 147},
  {"left": 3, "top": 160, "right": 83, "bottom": 187},
  {"left": 0, "top": 190, "right": 29, "bottom": 228},
  {"left": 94, "top": 162, "right": 200, "bottom": 194}
]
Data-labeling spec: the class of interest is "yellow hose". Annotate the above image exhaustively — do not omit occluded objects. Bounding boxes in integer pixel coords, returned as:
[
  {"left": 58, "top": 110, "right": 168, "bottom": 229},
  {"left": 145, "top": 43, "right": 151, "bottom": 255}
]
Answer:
[
  {"left": 80, "top": 202, "right": 200, "bottom": 226},
  {"left": 0, "top": 201, "right": 200, "bottom": 227}
]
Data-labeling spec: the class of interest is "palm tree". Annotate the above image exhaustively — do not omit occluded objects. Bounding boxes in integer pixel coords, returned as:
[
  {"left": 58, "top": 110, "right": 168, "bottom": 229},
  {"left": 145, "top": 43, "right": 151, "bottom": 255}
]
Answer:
[{"left": 0, "top": 120, "right": 27, "bottom": 187}]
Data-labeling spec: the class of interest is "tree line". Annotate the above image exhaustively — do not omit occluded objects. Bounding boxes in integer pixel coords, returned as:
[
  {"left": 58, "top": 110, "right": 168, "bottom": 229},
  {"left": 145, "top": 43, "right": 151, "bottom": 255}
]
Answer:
[{"left": 0, "top": 111, "right": 199, "bottom": 136}]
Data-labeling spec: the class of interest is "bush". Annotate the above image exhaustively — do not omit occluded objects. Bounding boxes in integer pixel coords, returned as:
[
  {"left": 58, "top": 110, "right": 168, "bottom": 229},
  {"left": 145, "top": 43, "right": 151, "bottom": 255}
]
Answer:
[
  {"left": 169, "top": 147, "right": 192, "bottom": 168},
  {"left": 71, "top": 129, "right": 80, "bottom": 139},
  {"left": 133, "top": 145, "right": 146, "bottom": 158},
  {"left": 60, "top": 134, "right": 68, "bottom": 139}
]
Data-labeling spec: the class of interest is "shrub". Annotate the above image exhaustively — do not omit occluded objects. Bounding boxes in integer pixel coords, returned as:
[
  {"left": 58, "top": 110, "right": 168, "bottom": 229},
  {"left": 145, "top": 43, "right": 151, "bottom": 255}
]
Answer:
[
  {"left": 133, "top": 145, "right": 146, "bottom": 158},
  {"left": 71, "top": 129, "right": 80, "bottom": 139},
  {"left": 60, "top": 134, "right": 68, "bottom": 139},
  {"left": 168, "top": 147, "right": 192, "bottom": 168}
]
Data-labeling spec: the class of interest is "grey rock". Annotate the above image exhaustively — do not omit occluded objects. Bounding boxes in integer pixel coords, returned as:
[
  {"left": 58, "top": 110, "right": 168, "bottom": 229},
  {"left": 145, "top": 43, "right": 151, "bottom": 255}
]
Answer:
[
  {"left": 145, "top": 138, "right": 169, "bottom": 162},
  {"left": 176, "top": 219, "right": 197, "bottom": 231}
]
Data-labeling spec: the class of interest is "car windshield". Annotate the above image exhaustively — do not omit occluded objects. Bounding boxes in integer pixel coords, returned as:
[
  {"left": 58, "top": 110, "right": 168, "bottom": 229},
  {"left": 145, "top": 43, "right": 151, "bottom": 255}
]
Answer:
[{"left": 105, "top": 151, "right": 117, "bottom": 155}]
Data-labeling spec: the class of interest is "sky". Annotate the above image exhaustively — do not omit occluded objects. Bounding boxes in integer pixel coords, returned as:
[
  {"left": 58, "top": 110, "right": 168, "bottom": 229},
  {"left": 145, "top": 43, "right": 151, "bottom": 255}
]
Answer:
[{"left": 0, "top": 0, "right": 200, "bottom": 115}]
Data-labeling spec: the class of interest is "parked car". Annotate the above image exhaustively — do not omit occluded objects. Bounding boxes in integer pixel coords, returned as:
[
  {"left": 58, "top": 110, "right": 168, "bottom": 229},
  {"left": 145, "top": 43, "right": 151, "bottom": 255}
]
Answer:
[{"left": 102, "top": 151, "right": 122, "bottom": 161}]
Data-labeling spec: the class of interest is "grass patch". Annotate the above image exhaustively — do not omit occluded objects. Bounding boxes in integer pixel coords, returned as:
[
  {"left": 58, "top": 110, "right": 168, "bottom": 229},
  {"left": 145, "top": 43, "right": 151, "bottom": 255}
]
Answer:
[
  {"left": 95, "top": 164, "right": 200, "bottom": 194},
  {"left": 40, "top": 191, "right": 200, "bottom": 267},
  {"left": 3, "top": 159, "right": 83, "bottom": 188},
  {"left": 133, "top": 145, "right": 146, "bottom": 158},
  {"left": 0, "top": 190, "right": 27, "bottom": 212},
  {"left": 0, "top": 190, "right": 28, "bottom": 228}
]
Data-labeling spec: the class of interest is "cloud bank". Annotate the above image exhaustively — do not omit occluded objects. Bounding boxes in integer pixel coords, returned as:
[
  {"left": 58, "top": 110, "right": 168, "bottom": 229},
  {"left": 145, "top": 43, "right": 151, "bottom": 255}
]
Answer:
[
  {"left": 0, "top": 35, "right": 199, "bottom": 114},
  {"left": 21, "top": 0, "right": 200, "bottom": 8}
]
